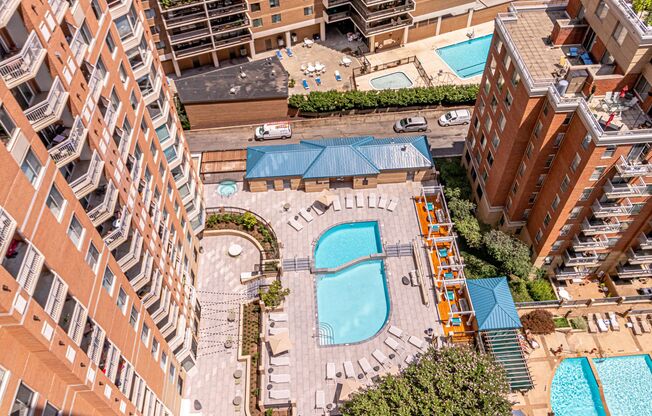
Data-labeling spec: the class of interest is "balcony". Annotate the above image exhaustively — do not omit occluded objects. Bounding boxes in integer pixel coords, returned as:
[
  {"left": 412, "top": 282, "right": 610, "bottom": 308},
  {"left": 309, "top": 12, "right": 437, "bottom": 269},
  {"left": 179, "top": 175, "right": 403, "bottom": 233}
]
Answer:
[
  {"left": 0, "top": 207, "right": 17, "bottom": 258},
  {"left": 25, "top": 77, "right": 69, "bottom": 132},
  {"left": 0, "top": 31, "right": 46, "bottom": 88},
  {"left": 2, "top": 237, "right": 45, "bottom": 294},
  {"left": 141, "top": 270, "right": 162, "bottom": 307},
  {"left": 349, "top": 10, "right": 412, "bottom": 36},
  {"left": 102, "top": 207, "right": 131, "bottom": 250},
  {"left": 627, "top": 247, "right": 652, "bottom": 264},
  {"left": 0, "top": 0, "right": 20, "bottom": 28},
  {"left": 69, "top": 151, "right": 104, "bottom": 199},
  {"left": 616, "top": 264, "right": 652, "bottom": 279},
  {"left": 615, "top": 155, "right": 652, "bottom": 177},
  {"left": 211, "top": 16, "right": 249, "bottom": 34},
  {"left": 86, "top": 68, "right": 104, "bottom": 106},
  {"left": 69, "top": 29, "right": 89, "bottom": 66},
  {"left": 114, "top": 230, "right": 143, "bottom": 272},
  {"left": 581, "top": 217, "right": 621, "bottom": 235},
  {"left": 572, "top": 233, "right": 608, "bottom": 252},
  {"left": 207, "top": 1, "right": 248, "bottom": 18},
  {"left": 554, "top": 265, "right": 590, "bottom": 281},
  {"left": 603, "top": 177, "right": 648, "bottom": 198},
  {"left": 564, "top": 249, "right": 600, "bottom": 267},
  {"left": 591, "top": 198, "right": 633, "bottom": 218},
  {"left": 169, "top": 25, "right": 210, "bottom": 45},
  {"left": 48, "top": 0, "right": 69, "bottom": 23},
  {"left": 85, "top": 181, "right": 119, "bottom": 226},
  {"left": 323, "top": 0, "right": 350, "bottom": 7},
  {"left": 48, "top": 116, "right": 88, "bottom": 167},
  {"left": 350, "top": 0, "right": 415, "bottom": 21},
  {"left": 213, "top": 29, "right": 251, "bottom": 48},
  {"left": 639, "top": 232, "right": 652, "bottom": 250},
  {"left": 127, "top": 252, "right": 153, "bottom": 292},
  {"left": 174, "top": 328, "right": 197, "bottom": 371},
  {"left": 323, "top": 8, "right": 350, "bottom": 23},
  {"left": 163, "top": 7, "right": 207, "bottom": 29}
]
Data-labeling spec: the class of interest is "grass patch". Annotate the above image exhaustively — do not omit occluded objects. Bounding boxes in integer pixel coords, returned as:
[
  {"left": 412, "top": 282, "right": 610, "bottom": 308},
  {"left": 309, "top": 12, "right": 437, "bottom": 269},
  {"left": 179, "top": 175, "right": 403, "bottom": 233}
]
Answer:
[{"left": 553, "top": 317, "right": 571, "bottom": 328}]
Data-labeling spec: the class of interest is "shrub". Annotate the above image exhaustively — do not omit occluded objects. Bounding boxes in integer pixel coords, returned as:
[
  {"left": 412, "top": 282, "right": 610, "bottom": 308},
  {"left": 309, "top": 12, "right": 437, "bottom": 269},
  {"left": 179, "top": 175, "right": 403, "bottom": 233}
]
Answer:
[
  {"left": 447, "top": 196, "right": 482, "bottom": 248},
  {"left": 174, "top": 95, "right": 191, "bottom": 130},
  {"left": 483, "top": 230, "right": 533, "bottom": 279},
  {"left": 509, "top": 279, "right": 533, "bottom": 303},
  {"left": 570, "top": 317, "right": 588, "bottom": 331},
  {"left": 461, "top": 251, "right": 498, "bottom": 279},
  {"left": 206, "top": 214, "right": 219, "bottom": 229},
  {"left": 437, "top": 157, "right": 473, "bottom": 200},
  {"left": 259, "top": 280, "right": 290, "bottom": 309},
  {"left": 527, "top": 278, "right": 556, "bottom": 301},
  {"left": 241, "top": 212, "right": 258, "bottom": 231},
  {"left": 520, "top": 309, "right": 555, "bottom": 334}
]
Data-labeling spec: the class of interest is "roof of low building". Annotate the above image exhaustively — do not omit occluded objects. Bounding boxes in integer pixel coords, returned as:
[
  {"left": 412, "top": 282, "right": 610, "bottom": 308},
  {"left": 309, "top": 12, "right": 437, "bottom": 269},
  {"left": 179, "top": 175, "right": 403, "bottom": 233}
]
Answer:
[
  {"left": 466, "top": 277, "right": 522, "bottom": 331},
  {"left": 176, "top": 57, "right": 288, "bottom": 104},
  {"left": 245, "top": 136, "right": 433, "bottom": 180}
]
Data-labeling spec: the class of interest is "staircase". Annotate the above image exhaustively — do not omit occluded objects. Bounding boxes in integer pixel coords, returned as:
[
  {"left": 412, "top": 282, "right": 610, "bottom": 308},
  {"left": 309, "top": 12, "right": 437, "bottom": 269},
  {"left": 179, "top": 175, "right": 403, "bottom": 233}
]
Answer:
[
  {"left": 385, "top": 243, "right": 413, "bottom": 257},
  {"left": 282, "top": 257, "right": 311, "bottom": 272}
]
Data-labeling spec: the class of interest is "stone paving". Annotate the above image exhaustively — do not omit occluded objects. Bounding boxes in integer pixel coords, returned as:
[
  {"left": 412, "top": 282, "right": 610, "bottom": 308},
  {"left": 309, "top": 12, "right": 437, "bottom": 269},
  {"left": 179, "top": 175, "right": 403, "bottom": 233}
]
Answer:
[{"left": 203, "top": 181, "right": 443, "bottom": 415}]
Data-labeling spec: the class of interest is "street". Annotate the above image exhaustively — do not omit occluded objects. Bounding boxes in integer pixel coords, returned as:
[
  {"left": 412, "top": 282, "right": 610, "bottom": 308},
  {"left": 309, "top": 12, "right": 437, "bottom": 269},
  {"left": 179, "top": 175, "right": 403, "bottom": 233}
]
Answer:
[{"left": 185, "top": 107, "right": 470, "bottom": 157}]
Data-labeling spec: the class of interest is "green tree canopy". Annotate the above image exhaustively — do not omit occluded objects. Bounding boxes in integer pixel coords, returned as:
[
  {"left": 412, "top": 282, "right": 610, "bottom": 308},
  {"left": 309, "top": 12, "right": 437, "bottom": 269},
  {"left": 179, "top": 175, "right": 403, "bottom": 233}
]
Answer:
[
  {"left": 482, "top": 230, "right": 533, "bottom": 279},
  {"left": 341, "top": 346, "right": 512, "bottom": 416}
]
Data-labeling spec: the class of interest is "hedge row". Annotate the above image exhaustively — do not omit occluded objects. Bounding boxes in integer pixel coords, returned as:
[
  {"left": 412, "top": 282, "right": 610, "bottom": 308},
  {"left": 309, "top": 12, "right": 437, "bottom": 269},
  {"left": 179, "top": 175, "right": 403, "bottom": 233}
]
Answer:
[{"left": 288, "top": 85, "right": 479, "bottom": 113}]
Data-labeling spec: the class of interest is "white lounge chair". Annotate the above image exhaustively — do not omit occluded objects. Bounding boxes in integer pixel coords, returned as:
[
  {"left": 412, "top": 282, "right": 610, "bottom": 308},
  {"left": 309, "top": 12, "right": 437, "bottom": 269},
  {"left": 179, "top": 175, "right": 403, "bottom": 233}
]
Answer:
[
  {"left": 268, "top": 327, "right": 288, "bottom": 336},
  {"left": 608, "top": 312, "right": 620, "bottom": 331},
  {"left": 269, "top": 313, "right": 288, "bottom": 322},
  {"left": 345, "top": 194, "right": 354, "bottom": 209},
  {"left": 332, "top": 196, "right": 342, "bottom": 211},
  {"left": 387, "top": 199, "right": 398, "bottom": 212},
  {"left": 344, "top": 361, "right": 356, "bottom": 378},
  {"left": 358, "top": 357, "right": 374, "bottom": 374},
  {"left": 270, "top": 356, "right": 290, "bottom": 366},
  {"left": 639, "top": 316, "right": 651, "bottom": 333},
  {"left": 326, "top": 362, "right": 336, "bottom": 380},
  {"left": 269, "top": 390, "right": 290, "bottom": 400},
  {"left": 372, "top": 349, "right": 389, "bottom": 366},
  {"left": 312, "top": 203, "right": 325, "bottom": 215},
  {"left": 270, "top": 373, "right": 291, "bottom": 383},
  {"left": 405, "top": 354, "right": 416, "bottom": 365},
  {"left": 388, "top": 325, "right": 403, "bottom": 339},
  {"left": 408, "top": 336, "right": 427, "bottom": 350},
  {"left": 629, "top": 316, "right": 642, "bottom": 335},
  {"left": 355, "top": 192, "right": 364, "bottom": 208},
  {"left": 378, "top": 195, "right": 388, "bottom": 209},
  {"left": 315, "top": 390, "right": 325, "bottom": 409},
  {"left": 587, "top": 314, "right": 598, "bottom": 333},
  {"left": 384, "top": 337, "right": 403, "bottom": 353},
  {"left": 595, "top": 313, "right": 609, "bottom": 332},
  {"left": 299, "top": 208, "right": 314, "bottom": 222},
  {"left": 288, "top": 217, "right": 303, "bottom": 231},
  {"left": 368, "top": 193, "right": 377, "bottom": 208}
]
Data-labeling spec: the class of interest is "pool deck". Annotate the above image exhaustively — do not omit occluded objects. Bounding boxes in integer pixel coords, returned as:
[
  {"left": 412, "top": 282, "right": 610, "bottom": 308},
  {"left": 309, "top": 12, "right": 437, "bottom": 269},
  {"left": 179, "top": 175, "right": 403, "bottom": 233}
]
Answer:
[{"left": 202, "top": 181, "right": 443, "bottom": 415}]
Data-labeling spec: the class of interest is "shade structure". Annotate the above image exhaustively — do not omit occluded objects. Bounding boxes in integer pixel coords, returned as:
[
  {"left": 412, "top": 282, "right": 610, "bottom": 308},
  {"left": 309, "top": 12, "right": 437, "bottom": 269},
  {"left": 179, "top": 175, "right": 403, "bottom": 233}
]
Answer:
[
  {"left": 339, "top": 379, "right": 362, "bottom": 401},
  {"left": 268, "top": 332, "right": 292, "bottom": 356}
]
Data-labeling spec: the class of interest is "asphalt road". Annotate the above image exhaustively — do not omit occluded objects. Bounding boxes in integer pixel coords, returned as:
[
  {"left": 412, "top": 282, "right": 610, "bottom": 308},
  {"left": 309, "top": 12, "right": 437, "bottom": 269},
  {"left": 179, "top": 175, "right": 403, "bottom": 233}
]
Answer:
[{"left": 185, "top": 107, "right": 470, "bottom": 157}]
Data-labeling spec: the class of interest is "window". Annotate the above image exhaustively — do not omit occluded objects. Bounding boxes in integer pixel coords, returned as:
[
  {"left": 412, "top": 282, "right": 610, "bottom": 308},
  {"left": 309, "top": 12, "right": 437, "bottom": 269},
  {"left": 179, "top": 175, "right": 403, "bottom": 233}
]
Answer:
[
  {"left": 269, "top": 0, "right": 280, "bottom": 7},
  {"left": 473, "top": 116, "right": 480, "bottom": 132},
  {"left": 569, "top": 207, "right": 582, "bottom": 219},
  {"left": 602, "top": 145, "right": 616, "bottom": 158},
  {"left": 533, "top": 121, "right": 542, "bottom": 138},
  {"left": 535, "top": 230, "right": 543, "bottom": 243},
  {"left": 0, "top": 104, "right": 16, "bottom": 143},
  {"left": 11, "top": 383, "right": 35, "bottom": 416},
  {"left": 20, "top": 149, "right": 42, "bottom": 185},
  {"left": 304, "top": 6, "right": 313, "bottom": 15},
  {"left": 487, "top": 151, "right": 494, "bottom": 167},
  {"left": 141, "top": 323, "right": 150, "bottom": 345},
  {"left": 85, "top": 242, "right": 100, "bottom": 272},
  {"left": 551, "top": 241, "right": 563, "bottom": 251},
  {"left": 0, "top": 366, "right": 8, "bottom": 402},
  {"left": 528, "top": 192, "right": 538, "bottom": 204},
  {"left": 117, "top": 287, "right": 128, "bottom": 314},
  {"left": 491, "top": 133, "right": 500, "bottom": 149},
  {"left": 596, "top": 0, "right": 608, "bottom": 18},
  {"left": 169, "top": 364, "right": 176, "bottom": 384},
  {"left": 151, "top": 338, "right": 159, "bottom": 359},
  {"left": 544, "top": 154, "right": 555, "bottom": 169},
  {"left": 612, "top": 22, "right": 627, "bottom": 45},
  {"left": 130, "top": 90, "right": 138, "bottom": 110},
  {"left": 559, "top": 224, "right": 572, "bottom": 236},
  {"left": 504, "top": 90, "right": 513, "bottom": 109},
  {"left": 252, "top": 18, "right": 262, "bottom": 27},
  {"left": 571, "top": 153, "right": 581, "bottom": 172},
  {"left": 250, "top": 2, "right": 261, "bottom": 11},
  {"left": 579, "top": 188, "right": 592, "bottom": 201},
  {"left": 67, "top": 214, "right": 84, "bottom": 248},
  {"left": 634, "top": 75, "right": 651, "bottom": 98},
  {"left": 160, "top": 351, "right": 168, "bottom": 371},
  {"left": 552, "top": 195, "right": 560, "bottom": 211},
  {"left": 536, "top": 174, "right": 546, "bottom": 187},
  {"left": 511, "top": 70, "right": 520, "bottom": 87},
  {"left": 129, "top": 305, "right": 139, "bottom": 329},
  {"left": 542, "top": 102, "right": 549, "bottom": 116},
  {"left": 497, "top": 74, "right": 505, "bottom": 91},
  {"left": 498, "top": 112, "right": 506, "bottom": 132},
  {"left": 590, "top": 166, "right": 605, "bottom": 181},
  {"left": 145, "top": 9, "right": 155, "bottom": 19},
  {"left": 560, "top": 175, "right": 570, "bottom": 192},
  {"left": 490, "top": 95, "right": 498, "bottom": 112},
  {"left": 562, "top": 113, "right": 573, "bottom": 125},
  {"left": 43, "top": 402, "right": 60, "bottom": 416},
  {"left": 512, "top": 181, "right": 519, "bottom": 194},
  {"left": 480, "top": 133, "right": 487, "bottom": 149},
  {"left": 105, "top": 32, "right": 115, "bottom": 53},
  {"left": 46, "top": 185, "right": 65, "bottom": 220},
  {"left": 102, "top": 267, "right": 115, "bottom": 295},
  {"left": 484, "top": 117, "right": 492, "bottom": 132},
  {"left": 553, "top": 133, "right": 565, "bottom": 147},
  {"left": 543, "top": 213, "right": 552, "bottom": 227},
  {"left": 118, "top": 62, "right": 127, "bottom": 84},
  {"left": 518, "top": 161, "right": 526, "bottom": 177},
  {"left": 90, "top": 0, "right": 103, "bottom": 20},
  {"left": 581, "top": 134, "right": 592, "bottom": 149},
  {"left": 526, "top": 142, "right": 533, "bottom": 159}
]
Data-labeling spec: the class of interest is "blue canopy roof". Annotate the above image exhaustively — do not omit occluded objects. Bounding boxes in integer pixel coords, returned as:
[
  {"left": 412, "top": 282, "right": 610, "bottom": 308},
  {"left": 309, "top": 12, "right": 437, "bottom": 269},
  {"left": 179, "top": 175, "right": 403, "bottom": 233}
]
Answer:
[
  {"left": 467, "top": 277, "right": 522, "bottom": 331},
  {"left": 245, "top": 136, "right": 432, "bottom": 179}
]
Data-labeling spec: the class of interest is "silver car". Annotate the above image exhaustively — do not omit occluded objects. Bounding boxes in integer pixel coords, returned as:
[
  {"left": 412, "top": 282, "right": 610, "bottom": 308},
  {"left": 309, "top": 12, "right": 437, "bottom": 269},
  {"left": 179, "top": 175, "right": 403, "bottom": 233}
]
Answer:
[{"left": 393, "top": 117, "right": 428, "bottom": 133}]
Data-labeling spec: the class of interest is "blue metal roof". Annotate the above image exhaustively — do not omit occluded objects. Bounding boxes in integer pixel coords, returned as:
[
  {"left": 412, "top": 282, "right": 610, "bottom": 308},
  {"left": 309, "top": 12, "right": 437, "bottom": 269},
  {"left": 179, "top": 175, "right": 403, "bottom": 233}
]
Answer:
[
  {"left": 467, "top": 277, "right": 522, "bottom": 331},
  {"left": 245, "top": 136, "right": 433, "bottom": 179}
]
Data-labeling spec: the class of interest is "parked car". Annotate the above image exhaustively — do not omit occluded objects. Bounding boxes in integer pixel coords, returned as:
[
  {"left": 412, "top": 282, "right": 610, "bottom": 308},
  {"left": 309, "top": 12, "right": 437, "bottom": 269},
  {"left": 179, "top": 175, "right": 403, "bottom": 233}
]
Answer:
[
  {"left": 393, "top": 117, "right": 428, "bottom": 133},
  {"left": 254, "top": 122, "right": 292, "bottom": 140},
  {"left": 438, "top": 109, "right": 471, "bottom": 126}
]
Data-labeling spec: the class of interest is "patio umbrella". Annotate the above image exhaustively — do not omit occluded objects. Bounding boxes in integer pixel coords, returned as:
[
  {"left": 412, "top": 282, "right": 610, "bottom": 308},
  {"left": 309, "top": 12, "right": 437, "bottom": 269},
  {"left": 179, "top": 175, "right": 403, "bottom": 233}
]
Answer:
[
  {"left": 339, "top": 379, "right": 362, "bottom": 401},
  {"left": 317, "top": 190, "right": 335, "bottom": 207},
  {"left": 267, "top": 332, "right": 292, "bottom": 356},
  {"left": 605, "top": 112, "right": 616, "bottom": 127}
]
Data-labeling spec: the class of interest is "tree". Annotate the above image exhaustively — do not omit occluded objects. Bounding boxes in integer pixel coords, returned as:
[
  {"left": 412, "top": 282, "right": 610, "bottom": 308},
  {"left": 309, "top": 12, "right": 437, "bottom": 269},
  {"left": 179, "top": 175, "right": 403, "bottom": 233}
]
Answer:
[
  {"left": 341, "top": 346, "right": 512, "bottom": 416},
  {"left": 482, "top": 230, "right": 533, "bottom": 279},
  {"left": 461, "top": 251, "right": 498, "bottom": 279},
  {"left": 445, "top": 188, "right": 482, "bottom": 248},
  {"left": 633, "top": 0, "right": 652, "bottom": 24},
  {"left": 527, "top": 278, "right": 556, "bottom": 301},
  {"left": 259, "top": 280, "right": 290, "bottom": 309},
  {"left": 521, "top": 309, "right": 555, "bottom": 334}
]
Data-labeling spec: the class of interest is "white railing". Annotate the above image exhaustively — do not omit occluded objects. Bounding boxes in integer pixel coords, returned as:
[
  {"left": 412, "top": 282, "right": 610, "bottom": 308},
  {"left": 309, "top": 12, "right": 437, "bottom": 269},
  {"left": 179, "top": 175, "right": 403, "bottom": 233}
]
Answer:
[
  {"left": 0, "top": 0, "right": 21, "bottom": 27},
  {"left": 603, "top": 177, "right": 648, "bottom": 198},
  {"left": 117, "top": 231, "right": 143, "bottom": 271},
  {"left": 555, "top": 265, "right": 589, "bottom": 279},
  {"left": 615, "top": 155, "right": 652, "bottom": 177},
  {"left": 87, "top": 181, "right": 118, "bottom": 225},
  {"left": 104, "top": 207, "right": 131, "bottom": 250},
  {"left": 627, "top": 247, "right": 652, "bottom": 264},
  {"left": 87, "top": 68, "right": 104, "bottom": 104},
  {"left": 572, "top": 234, "right": 608, "bottom": 251},
  {"left": 0, "top": 206, "right": 17, "bottom": 258},
  {"left": 131, "top": 254, "right": 153, "bottom": 292},
  {"left": 591, "top": 198, "right": 633, "bottom": 217},
  {"left": 617, "top": 264, "right": 652, "bottom": 278},
  {"left": 0, "top": 32, "right": 45, "bottom": 86},
  {"left": 640, "top": 232, "right": 652, "bottom": 249},
  {"left": 48, "top": 0, "right": 69, "bottom": 22},
  {"left": 564, "top": 249, "right": 599, "bottom": 266},
  {"left": 25, "top": 77, "right": 68, "bottom": 130},
  {"left": 16, "top": 244, "right": 45, "bottom": 295},
  {"left": 48, "top": 116, "right": 87, "bottom": 167},
  {"left": 69, "top": 30, "right": 89, "bottom": 65},
  {"left": 581, "top": 217, "right": 621, "bottom": 234},
  {"left": 70, "top": 151, "right": 104, "bottom": 198}
]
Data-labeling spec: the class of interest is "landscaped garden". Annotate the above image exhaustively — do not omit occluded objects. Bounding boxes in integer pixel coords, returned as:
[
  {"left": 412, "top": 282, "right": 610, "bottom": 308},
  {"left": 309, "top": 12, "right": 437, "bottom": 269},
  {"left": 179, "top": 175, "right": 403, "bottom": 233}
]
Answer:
[
  {"left": 205, "top": 208, "right": 280, "bottom": 259},
  {"left": 242, "top": 302, "right": 263, "bottom": 416}
]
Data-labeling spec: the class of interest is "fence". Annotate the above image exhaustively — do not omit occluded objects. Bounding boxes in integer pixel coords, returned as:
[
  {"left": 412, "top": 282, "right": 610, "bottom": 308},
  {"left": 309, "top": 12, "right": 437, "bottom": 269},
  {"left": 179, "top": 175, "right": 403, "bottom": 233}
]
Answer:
[
  {"left": 516, "top": 294, "right": 652, "bottom": 309},
  {"left": 351, "top": 55, "right": 433, "bottom": 90}
]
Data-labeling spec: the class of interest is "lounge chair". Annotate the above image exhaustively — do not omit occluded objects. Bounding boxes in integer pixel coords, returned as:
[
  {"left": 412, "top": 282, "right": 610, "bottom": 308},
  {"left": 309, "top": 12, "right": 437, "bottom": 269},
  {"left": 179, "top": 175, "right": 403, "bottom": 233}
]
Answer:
[
  {"left": 315, "top": 390, "right": 325, "bottom": 409},
  {"left": 608, "top": 312, "right": 620, "bottom": 331},
  {"left": 358, "top": 357, "right": 374, "bottom": 374},
  {"left": 302, "top": 79, "right": 309, "bottom": 90},
  {"left": 288, "top": 217, "right": 303, "bottom": 231},
  {"left": 580, "top": 52, "right": 593, "bottom": 65},
  {"left": 568, "top": 47, "right": 578, "bottom": 57},
  {"left": 332, "top": 196, "right": 342, "bottom": 211},
  {"left": 269, "top": 390, "right": 290, "bottom": 400},
  {"left": 372, "top": 349, "right": 389, "bottom": 366},
  {"left": 426, "top": 202, "right": 435, "bottom": 211},
  {"left": 269, "top": 327, "right": 289, "bottom": 336},
  {"left": 335, "top": 70, "right": 342, "bottom": 81},
  {"left": 629, "top": 316, "right": 642, "bottom": 335},
  {"left": 378, "top": 195, "right": 388, "bottom": 209},
  {"left": 276, "top": 50, "right": 283, "bottom": 60},
  {"left": 387, "top": 199, "right": 398, "bottom": 212},
  {"left": 312, "top": 203, "right": 325, "bottom": 216},
  {"left": 269, "top": 313, "right": 288, "bottom": 322},
  {"left": 408, "top": 336, "right": 427, "bottom": 350},
  {"left": 384, "top": 337, "right": 403, "bottom": 353},
  {"left": 285, "top": 47, "right": 293, "bottom": 57},
  {"left": 355, "top": 193, "right": 364, "bottom": 208},
  {"left": 595, "top": 313, "right": 609, "bottom": 332},
  {"left": 315, "top": 77, "right": 321, "bottom": 86},
  {"left": 344, "top": 361, "right": 356, "bottom": 378},
  {"left": 270, "top": 356, "right": 290, "bottom": 366},
  {"left": 299, "top": 208, "right": 314, "bottom": 222},
  {"left": 639, "top": 316, "right": 651, "bottom": 333},
  {"left": 409, "top": 270, "right": 418, "bottom": 287},
  {"left": 405, "top": 354, "right": 416, "bottom": 365},
  {"left": 270, "top": 373, "right": 291, "bottom": 383},
  {"left": 326, "top": 362, "right": 336, "bottom": 380},
  {"left": 587, "top": 314, "right": 598, "bottom": 333},
  {"left": 345, "top": 194, "right": 354, "bottom": 209},
  {"left": 368, "top": 193, "right": 377, "bottom": 208},
  {"left": 388, "top": 325, "right": 403, "bottom": 339}
]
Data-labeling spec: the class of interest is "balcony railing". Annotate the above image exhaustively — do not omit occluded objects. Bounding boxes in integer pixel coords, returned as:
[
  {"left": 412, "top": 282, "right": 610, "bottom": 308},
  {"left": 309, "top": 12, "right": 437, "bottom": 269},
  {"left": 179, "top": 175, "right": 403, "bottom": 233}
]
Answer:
[
  {"left": 87, "top": 181, "right": 119, "bottom": 226},
  {"left": 70, "top": 151, "right": 104, "bottom": 198},
  {"left": 0, "top": 31, "right": 46, "bottom": 88},
  {"left": 615, "top": 155, "right": 652, "bottom": 177},
  {"left": 616, "top": 264, "right": 652, "bottom": 279},
  {"left": 603, "top": 177, "right": 648, "bottom": 198},
  {"left": 0, "top": 207, "right": 17, "bottom": 258},
  {"left": 639, "top": 232, "right": 652, "bottom": 250},
  {"left": 69, "top": 30, "right": 89, "bottom": 65},
  {"left": 627, "top": 247, "right": 652, "bottom": 264},
  {"left": 104, "top": 207, "right": 131, "bottom": 250},
  {"left": 572, "top": 234, "right": 608, "bottom": 252},
  {"left": 349, "top": 11, "right": 412, "bottom": 35},
  {"left": 48, "top": 116, "right": 88, "bottom": 167},
  {"left": 564, "top": 249, "right": 599, "bottom": 266},
  {"left": 207, "top": 2, "right": 247, "bottom": 18},
  {"left": 0, "top": 0, "right": 20, "bottom": 28},
  {"left": 116, "top": 231, "right": 143, "bottom": 271},
  {"left": 48, "top": 0, "right": 69, "bottom": 23},
  {"left": 591, "top": 198, "right": 633, "bottom": 218},
  {"left": 350, "top": 0, "right": 415, "bottom": 21},
  {"left": 163, "top": 9, "right": 207, "bottom": 28},
  {"left": 16, "top": 243, "right": 45, "bottom": 294},
  {"left": 87, "top": 69, "right": 104, "bottom": 105},
  {"left": 211, "top": 17, "right": 249, "bottom": 33},
  {"left": 213, "top": 31, "right": 251, "bottom": 48},
  {"left": 25, "top": 77, "right": 68, "bottom": 131},
  {"left": 130, "top": 254, "right": 154, "bottom": 292},
  {"left": 581, "top": 217, "right": 621, "bottom": 235},
  {"left": 324, "top": 8, "right": 350, "bottom": 23},
  {"left": 554, "top": 265, "right": 590, "bottom": 280},
  {"left": 323, "top": 0, "right": 350, "bottom": 7},
  {"left": 169, "top": 26, "right": 210, "bottom": 44}
]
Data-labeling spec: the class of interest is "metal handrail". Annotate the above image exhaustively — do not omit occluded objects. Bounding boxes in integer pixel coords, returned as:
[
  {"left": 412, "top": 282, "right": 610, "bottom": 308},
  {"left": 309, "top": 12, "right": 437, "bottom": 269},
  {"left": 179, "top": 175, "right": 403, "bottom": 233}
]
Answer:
[
  {"left": 25, "top": 77, "right": 67, "bottom": 125},
  {"left": 0, "top": 31, "right": 44, "bottom": 82},
  {"left": 49, "top": 116, "right": 87, "bottom": 165}
]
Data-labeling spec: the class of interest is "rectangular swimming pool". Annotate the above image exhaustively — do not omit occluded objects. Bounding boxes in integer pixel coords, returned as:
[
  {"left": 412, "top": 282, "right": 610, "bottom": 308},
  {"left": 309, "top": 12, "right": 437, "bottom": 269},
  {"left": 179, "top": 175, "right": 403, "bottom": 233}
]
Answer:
[
  {"left": 550, "top": 358, "right": 606, "bottom": 416},
  {"left": 592, "top": 355, "right": 652, "bottom": 416},
  {"left": 435, "top": 34, "right": 493, "bottom": 79}
]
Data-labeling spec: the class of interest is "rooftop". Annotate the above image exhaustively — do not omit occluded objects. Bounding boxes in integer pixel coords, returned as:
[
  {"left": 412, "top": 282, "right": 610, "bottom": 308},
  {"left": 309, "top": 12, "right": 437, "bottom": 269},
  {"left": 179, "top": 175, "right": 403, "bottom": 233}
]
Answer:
[
  {"left": 175, "top": 56, "right": 288, "bottom": 104},
  {"left": 467, "top": 277, "right": 522, "bottom": 331}
]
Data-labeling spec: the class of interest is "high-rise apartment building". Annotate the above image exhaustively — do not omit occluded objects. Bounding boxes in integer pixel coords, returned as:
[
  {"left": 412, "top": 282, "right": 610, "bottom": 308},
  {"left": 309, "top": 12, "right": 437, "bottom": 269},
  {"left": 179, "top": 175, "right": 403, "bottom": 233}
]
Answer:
[
  {"left": 0, "top": 0, "right": 204, "bottom": 414},
  {"left": 464, "top": 0, "right": 652, "bottom": 285},
  {"left": 143, "top": 0, "right": 513, "bottom": 76}
]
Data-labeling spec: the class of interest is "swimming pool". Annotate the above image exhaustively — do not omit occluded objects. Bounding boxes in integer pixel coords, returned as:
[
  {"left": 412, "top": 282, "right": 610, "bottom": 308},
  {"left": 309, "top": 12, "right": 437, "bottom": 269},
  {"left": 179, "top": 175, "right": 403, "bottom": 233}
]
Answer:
[
  {"left": 369, "top": 72, "right": 414, "bottom": 90},
  {"left": 550, "top": 358, "right": 607, "bottom": 416},
  {"left": 314, "top": 221, "right": 382, "bottom": 269},
  {"left": 436, "top": 34, "right": 493, "bottom": 79},
  {"left": 592, "top": 355, "right": 652, "bottom": 416},
  {"left": 217, "top": 180, "right": 238, "bottom": 197}
]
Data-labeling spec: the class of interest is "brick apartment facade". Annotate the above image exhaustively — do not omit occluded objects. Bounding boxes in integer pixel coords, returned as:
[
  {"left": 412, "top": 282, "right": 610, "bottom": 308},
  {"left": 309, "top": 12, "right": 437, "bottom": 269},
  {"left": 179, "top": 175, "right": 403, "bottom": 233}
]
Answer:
[
  {"left": 141, "top": 0, "right": 513, "bottom": 76},
  {"left": 463, "top": 0, "right": 652, "bottom": 287},
  {"left": 0, "top": 0, "right": 204, "bottom": 414}
]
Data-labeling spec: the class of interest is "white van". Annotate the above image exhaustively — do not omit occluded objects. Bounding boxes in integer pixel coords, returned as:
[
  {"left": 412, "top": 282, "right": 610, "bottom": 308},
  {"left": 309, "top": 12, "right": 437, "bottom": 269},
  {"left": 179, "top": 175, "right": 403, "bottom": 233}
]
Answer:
[
  {"left": 438, "top": 109, "right": 471, "bottom": 126},
  {"left": 254, "top": 122, "right": 292, "bottom": 140}
]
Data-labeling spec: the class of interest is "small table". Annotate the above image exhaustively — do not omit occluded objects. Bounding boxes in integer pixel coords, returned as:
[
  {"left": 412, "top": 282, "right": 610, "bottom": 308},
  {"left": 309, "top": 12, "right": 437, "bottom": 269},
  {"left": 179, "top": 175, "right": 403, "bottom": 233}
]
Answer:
[
  {"left": 283, "top": 203, "right": 291, "bottom": 212},
  {"left": 233, "top": 396, "right": 242, "bottom": 406},
  {"left": 233, "top": 369, "right": 243, "bottom": 379},
  {"left": 228, "top": 244, "right": 243, "bottom": 257}
]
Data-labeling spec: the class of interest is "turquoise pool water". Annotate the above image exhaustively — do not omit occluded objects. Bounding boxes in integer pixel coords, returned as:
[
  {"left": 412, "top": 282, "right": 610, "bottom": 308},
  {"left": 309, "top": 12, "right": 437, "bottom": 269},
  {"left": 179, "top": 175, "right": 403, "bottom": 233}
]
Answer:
[
  {"left": 316, "top": 260, "right": 389, "bottom": 345},
  {"left": 217, "top": 180, "right": 238, "bottom": 197},
  {"left": 592, "top": 355, "right": 652, "bottom": 416},
  {"left": 551, "top": 358, "right": 607, "bottom": 416},
  {"left": 436, "top": 34, "right": 493, "bottom": 78},
  {"left": 369, "top": 72, "right": 414, "bottom": 90},
  {"left": 314, "top": 221, "right": 382, "bottom": 269}
]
